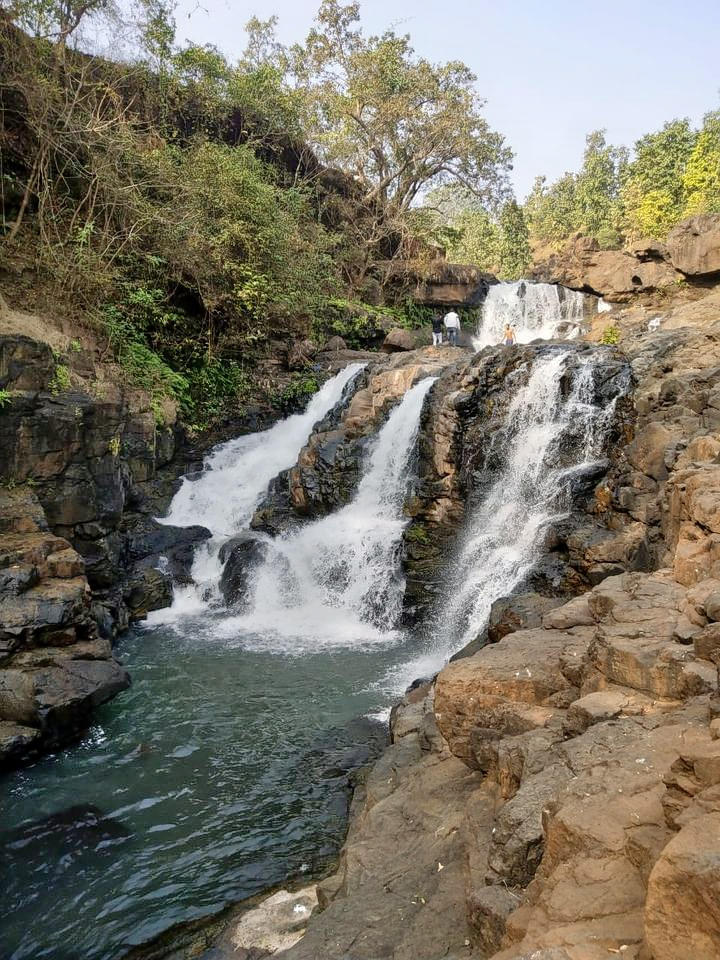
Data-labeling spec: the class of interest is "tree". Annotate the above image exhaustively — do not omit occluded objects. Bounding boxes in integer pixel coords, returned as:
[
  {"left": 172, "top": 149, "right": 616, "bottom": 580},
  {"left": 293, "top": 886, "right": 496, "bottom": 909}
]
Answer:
[
  {"left": 286, "top": 0, "right": 511, "bottom": 257},
  {"left": 524, "top": 173, "right": 580, "bottom": 248},
  {"left": 574, "top": 130, "right": 626, "bottom": 238},
  {"left": 2, "top": 0, "right": 115, "bottom": 47},
  {"left": 620, "top": 119, "right": 697, "bottom": 237},
  {"left": 497, "top": 200, "right": 530, "bottom": 280},
  {"left": 683, "top": 109, "right": 720, "bottom": 215}
]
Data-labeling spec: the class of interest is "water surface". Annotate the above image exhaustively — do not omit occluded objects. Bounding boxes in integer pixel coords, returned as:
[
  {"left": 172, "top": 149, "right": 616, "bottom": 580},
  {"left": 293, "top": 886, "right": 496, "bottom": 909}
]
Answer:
[{"left": 0, "top": 619, "right": 422, "bottom": 960}]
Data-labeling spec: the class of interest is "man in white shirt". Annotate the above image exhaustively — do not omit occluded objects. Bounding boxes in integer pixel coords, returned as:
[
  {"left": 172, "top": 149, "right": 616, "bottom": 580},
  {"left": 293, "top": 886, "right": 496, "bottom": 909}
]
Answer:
[{"left": 443, "top": 310, "right": 461, "bottom": 346}]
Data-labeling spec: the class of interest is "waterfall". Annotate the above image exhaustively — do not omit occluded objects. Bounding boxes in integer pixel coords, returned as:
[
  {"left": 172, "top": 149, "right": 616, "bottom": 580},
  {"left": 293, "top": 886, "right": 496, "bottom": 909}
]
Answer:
[
  {"left": 474, "top": 280, "right": 585, "bottom": 348},
  {"left": 215, "top": 376, "right": 437, "bottom": 650},
  {"left": 444, "top": 348, "right": 622, "bottom": 646},
  {"left": 379, "top": 347, "right": 626, "bottom": 695},
  {"left": 153, "top": 363, "right": 366, "bottom": 618}
]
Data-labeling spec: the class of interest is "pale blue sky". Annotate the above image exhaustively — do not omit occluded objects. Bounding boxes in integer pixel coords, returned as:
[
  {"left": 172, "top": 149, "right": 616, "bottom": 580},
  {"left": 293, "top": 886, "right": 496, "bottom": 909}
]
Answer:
[{"left": 173, "top": 0, "right": 720, "bottom": 198}]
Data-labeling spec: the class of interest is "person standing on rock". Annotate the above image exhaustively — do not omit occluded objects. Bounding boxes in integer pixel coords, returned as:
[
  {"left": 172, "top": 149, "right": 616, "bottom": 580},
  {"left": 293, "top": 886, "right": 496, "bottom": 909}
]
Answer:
[
  {"left": 503, "top": 323, "right": 516, "bottom": 346},
  {"left": 431, "top": 313, "right": 444, "bottom": 346},
  {"left": 444, "top": 310, "right": 460, "bottom": 346}
]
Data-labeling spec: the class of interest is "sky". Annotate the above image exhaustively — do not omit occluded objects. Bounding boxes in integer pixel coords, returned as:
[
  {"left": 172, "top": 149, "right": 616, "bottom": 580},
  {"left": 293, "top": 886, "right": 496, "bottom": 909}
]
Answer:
[{"left": 172, "top": 0, "right": 720, "bottom": 199}]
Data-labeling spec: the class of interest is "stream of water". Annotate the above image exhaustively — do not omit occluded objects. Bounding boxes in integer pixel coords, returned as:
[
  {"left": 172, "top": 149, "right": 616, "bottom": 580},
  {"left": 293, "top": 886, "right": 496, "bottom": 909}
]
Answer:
[{"left": 1, "top": 284, "right": 624, "bottom": 960}]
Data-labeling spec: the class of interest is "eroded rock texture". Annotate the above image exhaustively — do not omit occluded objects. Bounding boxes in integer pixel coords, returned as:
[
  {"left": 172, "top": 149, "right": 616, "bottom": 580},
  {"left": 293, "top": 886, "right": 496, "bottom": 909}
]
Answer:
[{"left": 0, "top": 486, "right": 129, "bottom": 766}]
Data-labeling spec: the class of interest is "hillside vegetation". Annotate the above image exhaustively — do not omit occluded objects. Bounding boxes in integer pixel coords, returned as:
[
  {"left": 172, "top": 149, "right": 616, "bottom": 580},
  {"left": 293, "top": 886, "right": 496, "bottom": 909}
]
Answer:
[{"left": 0, "top": 0, "right": 511, "bottom": 429}]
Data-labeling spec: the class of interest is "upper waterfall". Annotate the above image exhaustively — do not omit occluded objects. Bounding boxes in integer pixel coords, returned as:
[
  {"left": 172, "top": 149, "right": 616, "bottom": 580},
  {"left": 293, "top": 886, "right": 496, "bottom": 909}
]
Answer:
[
  {"left": 474, "top": 280, "right": 585, "bottom": 348},
  {"left": 153, "top": 362, "right": 366, "bottom": 617},
  {"left": 216, "top": 376, "right": 437, "bottom": 650}
]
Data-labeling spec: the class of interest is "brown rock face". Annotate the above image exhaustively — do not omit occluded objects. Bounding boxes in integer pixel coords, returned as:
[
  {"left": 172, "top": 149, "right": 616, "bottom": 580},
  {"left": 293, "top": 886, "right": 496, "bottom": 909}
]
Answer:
[
  {"left": 533, "top": 235, "right": 680, "bottom": 301},
  {"left": 666, "top": 214, "right": 720, "bottom": 277},
  {"left": 645, "top": 812, "right": 720, "bottom": 959},
  {"left": 381, "top": 327, "right": 417, "bottom": 352}
]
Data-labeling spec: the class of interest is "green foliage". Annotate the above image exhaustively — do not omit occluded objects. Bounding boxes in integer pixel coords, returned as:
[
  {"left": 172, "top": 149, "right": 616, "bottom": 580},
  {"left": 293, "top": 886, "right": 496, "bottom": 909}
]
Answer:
[
  {"left": 599, "top": 325, "right": 620, "bottom": 345},
  {"left": 444, "top": 207, "right": 500, "bottom": 272},
  {"left": 575, "top": 131, "right": 627, "bottom": 238},
  {"left": 273, "top": 372, "right": 320, "bottom": 413},
  {"left": 405, "top": 523, "right": 430, "bottom": 545},
  {"left": 683, "top": 110, "right": 720, "bottom": 215},
  {"left": 595, "top": 226, "right": 623, "bottom": 250},
  {"left": 525, "top": 113, "right": 720, "bottom": 248},
  {"left": 497, "top": 201, "right": 531, "bottom": 279},
  {"left": 287, "top": 0, "right": 511, "bottom": 262},
  {"left": 0, "top": 389, "right": 12, "bottom": 409},
  {"left": 49, "top": 364, "right": 71, "bottom": 394}
]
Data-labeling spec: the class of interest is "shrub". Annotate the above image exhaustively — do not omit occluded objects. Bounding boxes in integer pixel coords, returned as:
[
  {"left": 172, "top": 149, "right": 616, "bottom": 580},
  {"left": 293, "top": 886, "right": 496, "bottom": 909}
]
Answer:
[
  {"left": 599, "top": 325, "right": 620, "bottom": 345},
  {"left": 49, "top": 364, "right": 71, "bottom": 394}
]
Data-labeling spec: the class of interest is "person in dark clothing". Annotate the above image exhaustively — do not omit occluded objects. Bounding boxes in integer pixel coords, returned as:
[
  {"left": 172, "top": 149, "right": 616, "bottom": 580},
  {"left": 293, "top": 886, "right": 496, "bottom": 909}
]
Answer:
[{"left": 431, "top": 314, "right": 444, "bottom": 346}]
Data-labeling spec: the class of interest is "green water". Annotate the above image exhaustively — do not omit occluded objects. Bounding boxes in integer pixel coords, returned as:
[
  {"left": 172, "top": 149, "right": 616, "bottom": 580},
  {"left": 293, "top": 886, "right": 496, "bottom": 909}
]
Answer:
[{"left": 0, "top": 617, "right": 429, "bottom": 960}]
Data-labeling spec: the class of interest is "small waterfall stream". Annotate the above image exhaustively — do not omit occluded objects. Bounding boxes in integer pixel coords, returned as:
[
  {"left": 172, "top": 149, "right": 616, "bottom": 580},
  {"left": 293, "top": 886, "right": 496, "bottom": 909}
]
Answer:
[
  {"left": 444, "top": 348, "right": 622, "bottom": 646},
  {"left": 153, "top": 363, "right": 365, "bottom": 617},
  {"left": 218, "top": 376, "right": 436, "bottom": 649}
]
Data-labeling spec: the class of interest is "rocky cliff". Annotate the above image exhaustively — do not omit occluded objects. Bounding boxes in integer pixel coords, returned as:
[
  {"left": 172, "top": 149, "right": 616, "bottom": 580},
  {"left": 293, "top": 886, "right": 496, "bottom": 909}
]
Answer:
[
  {"left": 533, "top": 213, "right": 720, "bottom": 301},
  {"left": 216, "top": 279, "right": 720, "bottom": 960}
]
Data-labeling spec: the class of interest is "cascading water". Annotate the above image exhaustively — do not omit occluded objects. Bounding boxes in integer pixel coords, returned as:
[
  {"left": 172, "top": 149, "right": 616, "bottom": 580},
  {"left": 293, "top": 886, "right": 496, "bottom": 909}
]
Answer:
[
  {"left": 381, "top": 346, "right": 627, "bottom": 694},
  {"left": 444, "top": 348, "right": 623, "bottom": 646},
  {"left": 153, "top": 363, "right": 365, "bottom": 618},
  {"left": 474, "top": 280, "right": 585, "bottom": 348},
  {"left": 217, "top": 376, "right": 437, "bottom": 650}
]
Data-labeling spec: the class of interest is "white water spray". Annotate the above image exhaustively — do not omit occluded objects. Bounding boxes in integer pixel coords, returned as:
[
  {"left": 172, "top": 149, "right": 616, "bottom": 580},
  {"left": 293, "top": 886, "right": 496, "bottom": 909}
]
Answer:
[
  {"left": 217, "top": 376, "right": 437, "bottom": 650},
  {"left": 445, "top": 349, "right": 619, "bottom": 645},
  {"left": 474, "top": 281, "right": 585, "bottom": 348},
  {"left": 153, "top": 363, "right": 365, "bottom": 618}
]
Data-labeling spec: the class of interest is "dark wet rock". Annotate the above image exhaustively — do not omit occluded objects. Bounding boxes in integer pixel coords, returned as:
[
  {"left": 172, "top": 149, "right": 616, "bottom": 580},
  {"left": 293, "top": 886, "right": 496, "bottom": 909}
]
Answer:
[
  {"left": 124, "top": 568, "right": 173, "bottom": 619},
  {"left": 254, "top": 350, "right": 452, "bottom": 535},
  {"left": 219, "top": 534, "right": 271, "bottom": 607},
  {"left": 0, "top": 720, "right": 41, "bottom": 767}
]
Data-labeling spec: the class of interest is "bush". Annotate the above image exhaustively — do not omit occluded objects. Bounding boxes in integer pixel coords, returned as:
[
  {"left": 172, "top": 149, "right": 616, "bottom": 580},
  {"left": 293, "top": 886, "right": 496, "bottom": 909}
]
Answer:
[
  {"left": 599, "top": 325, "right": 620, "bottom": 345},
  {"left": 273, "top": 373, "right": 320, "bottom": 413},
  {"left": 49, "top": 364, "right": 71, "bottom": 394}
]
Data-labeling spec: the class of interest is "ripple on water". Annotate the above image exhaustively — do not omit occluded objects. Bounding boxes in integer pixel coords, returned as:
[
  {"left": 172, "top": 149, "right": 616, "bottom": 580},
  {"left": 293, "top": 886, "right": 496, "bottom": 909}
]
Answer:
[{"left": 0, "top": 623, "right": 413, "bottom": 960}]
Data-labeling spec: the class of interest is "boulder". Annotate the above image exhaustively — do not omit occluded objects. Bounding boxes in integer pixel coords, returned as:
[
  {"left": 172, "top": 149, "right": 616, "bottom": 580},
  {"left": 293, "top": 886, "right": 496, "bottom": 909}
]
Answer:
[
  {"left": 533, "top": 236, "right": 680, "bottom": 301},
  {"left": 286, "top": 339, "right": 317, "bottom": 371},
  {"left": 124, "top": 567, "right": 173, "bottom": 620},
  {"left": 381, "top": 328, "right": 416, "bottom": 352},
  {"left": 645, "top": 812, "right": 720, "bottom": 959},
  {"left": 219, "top": 534, "right": 270, "bottom": 607},
  {"left": 0, "top": 720, "right": 41, "bottom": 767},
  {"left": 487, "top": 593, "right": 565, "bottom": 644},
  {"left": 324, "top": 335, "right": 347, "bottom": 352},
  {"left": 667, "top": 214, "right": 720, "bottom": 277}
]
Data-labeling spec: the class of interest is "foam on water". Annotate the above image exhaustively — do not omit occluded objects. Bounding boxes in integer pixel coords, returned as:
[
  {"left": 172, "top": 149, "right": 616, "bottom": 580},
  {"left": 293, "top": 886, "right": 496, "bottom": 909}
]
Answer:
[
  {"left": 148, "top": 363, "right": 365, "bottom": 622},
  {"left": 221, "top": 376, "right": 437, "bottom": 651}
]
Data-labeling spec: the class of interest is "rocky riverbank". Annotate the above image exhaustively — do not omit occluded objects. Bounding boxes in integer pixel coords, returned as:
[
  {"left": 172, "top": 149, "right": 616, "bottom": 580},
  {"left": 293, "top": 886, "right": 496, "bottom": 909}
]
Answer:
[
  {"left": 206, "top": 279, "right": 720, "bottom": 960},
  {"left": 0, "top": 309, "right": 381, "bottom": 768}
]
